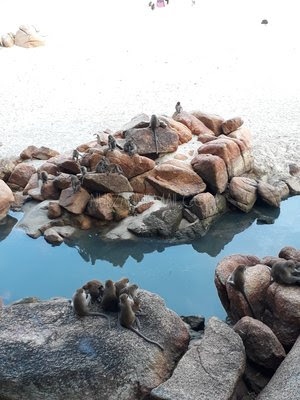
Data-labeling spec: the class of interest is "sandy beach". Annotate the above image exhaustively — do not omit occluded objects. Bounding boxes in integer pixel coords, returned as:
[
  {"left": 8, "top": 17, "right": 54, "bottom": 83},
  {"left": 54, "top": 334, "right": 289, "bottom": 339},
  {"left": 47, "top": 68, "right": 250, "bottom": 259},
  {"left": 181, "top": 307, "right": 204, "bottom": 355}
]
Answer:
[{"left": 0, "top": 0, "right": 299, "bottom": 176}]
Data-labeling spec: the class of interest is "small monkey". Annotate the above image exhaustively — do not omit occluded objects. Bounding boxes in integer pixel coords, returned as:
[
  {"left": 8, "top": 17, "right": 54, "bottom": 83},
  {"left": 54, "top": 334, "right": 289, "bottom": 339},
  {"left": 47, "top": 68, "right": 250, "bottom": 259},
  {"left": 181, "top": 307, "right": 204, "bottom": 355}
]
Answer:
[
  {"left": 71, "top": 175, "right": 81, "bottom": 193},
  {"left": 94, "top": 133, "right": 102, "bottom": 145},
  {"left": 271, "top": 260, "right": 300, "bottom": 285},
  {"left": 119, "top": 293, "right": 164, "bottom": 351},
  {"left": 175, "top": 101, "right": 183, "bottom": 114},
  {"left": 38, "top": 171, "right": 48, "bottom": 184},
  {"left": 120, "top": 283, "right": 141, "bottom": 313},
  {"left": 123, "top": 139, "right": 138, "bottom": 156},
  {"left": 149, "top": 114, "right": 160, "bottom": 154},
  {"left": 72, "top": 149, "right": 81, "bottom": 162},
  {"left": 82, "top": 280, "right": 104, "bottom": 303},
  {"left": 79, "top": 166, "right": 87, "bottom": 183},
  {"left": 108, "top": 163, "right": 124, "bottom": 175},
  {"left": 227, "top": 265, "right": 256, "bottom": 318},
  {"left": 108, "top": 135, "right": 117, "bottom": 151},
  {"left": 101, "top": 280, "right": 119, "bottom": 312},
  {"left": 72, "top": 288, "right": 111, "bottom": 328},
  {"left": 95, "top": 157, "right": 110, "bottom": 174},
  {"left": 115, "top": 277, "right": 129, "bottom": 298}
]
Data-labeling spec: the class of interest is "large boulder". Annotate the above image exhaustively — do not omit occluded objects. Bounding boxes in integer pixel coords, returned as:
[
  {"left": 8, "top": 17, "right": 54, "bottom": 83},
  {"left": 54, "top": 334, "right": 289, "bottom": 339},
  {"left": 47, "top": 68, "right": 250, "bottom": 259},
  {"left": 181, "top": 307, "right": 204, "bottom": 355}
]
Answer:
[
  {"left": 105, "top": 150, "right": 155, "bottom": 179},
  {"left": 159, "top": 116, "right": 193, "bottom": 144},
  {"left": 0, "top": 180, "right": 14, "bottom": 220},
  {"left": 257, "top": 182, "right": 281, "bottom": 208},
  {"left": 146, "top": 163, "right": 206, "bottom": 199},
  {"left": 257, "top": 336, "right": 300, "bottom": 400},
  {"left": 190, "top": 111, "right": 225, "bottom": 135},
  {"left": 278, "top": 246, "right": 300, "bottom": 262},
  {"left": 233, "top": 317, "right": 286, "bottom": 371},
  {"left": 121, "top": 113, "right": 150, "bottom": 131},
  {"left": 151, "top": 317, "right": 245, "bottom": 400},
  {"left": 0, "top": 157, "right": 18, "bottom": 182},
  {"left": 130, "top": 170, "right": 159, "bottom": 195},
  {"left": 173, "top": 111, "right": 215, "bottom": 136},
  {"left": 191, "top": 193, "right": 219, "bottom": 219},
  {"left": 83, "top": 173, "right": 133, "bottom": 194},
  {"left": 284, "top": 176, "right": 300, "bottom": 195},
  {"left": 59, "top": 187, "right": 90, "bottom": 215},
  {"left": 125, "top": 127, "right": 179, "bottom": 155},
  {"left": 227, "top": 177, "right": 257, "bottom": 213},
  {"left": 0, "top": 292, "right": 189, "bottom": 400},
  {"left": 8, "top": 163, "right": 36, "bottom": 189},
  {"left": 14, "top": 24, "right": 45, "bottom": 48},
  {"left": 221, "top": 117, "right": 244, "bottom": 135},
  {"left": 86, "top": 194, "right": 129, "bottom": 221},
  {"left": 20, "top": 146, "right": 59, "bottom": 160},
  {"left": 191, "top": 154, "right": 228, "bottom": 193},
  {"left": 55, "top": 157, "right": 81, "bottom": 175}
]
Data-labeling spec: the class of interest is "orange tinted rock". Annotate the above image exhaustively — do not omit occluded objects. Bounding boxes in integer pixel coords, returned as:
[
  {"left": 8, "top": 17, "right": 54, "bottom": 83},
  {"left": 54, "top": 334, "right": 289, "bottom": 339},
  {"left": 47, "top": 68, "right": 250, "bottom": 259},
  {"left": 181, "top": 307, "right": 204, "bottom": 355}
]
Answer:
[
  {"left": 59, "top": 187, "right": 90, "bottom": 214},
  {"left": 38, "top": 163, "right": 59, "bottom": 176},
  {"left": 76, "top": 140, "right": 99, "bottom": 152},
  {"left": 257, "top": 182, "right": 281, "bottom": 208},
  {"left": 23, "top": 173, "right": 39, "bottom": 194},
  {"left": 129, "top": 193, "right": 144, "bottom": 205},
  {"left": 130, "top": 170, "right": 159, "bottom": 195},
  {"left": 86, "top": 194, "right": 114, "bottom": 221},
  {"left": 106, "top": 150, "right": 155, "bottom": 179},
  {"left": 198, "top": 134, "right": 217, "bottom": 143},
  {"left": 228, "top": 127, "right": 252, "bottom": 149},
  {"left": 146, "top": 164, "right": 206, "bottom": 199},
  {"left": 278, "top": 246, "right": 300, "bottom": 262},
  {"left": 8, "top": 163, "right": 36, "bottom": 188},
  {"left": 222, "top": 117, "right": 244, "bottom": 135},
  {"left": 191, "top": 154, "right": 228, "bottom": 193},
  {"left": 173, "top": 111, "right": 215, "bottom": 136},
  {"left": 0, "top": 180, "right": 14, "bottom": 220},
  {"left": 191, "top": 193, "right": 218, "bottom": 219},
  {"left": 47, "top": 202, "right": 62, "bottom": 219},
  {"left": 56, "top": 158, "right": 81, "bottom": 174},
  {"left": 190, "top": 111, "right": 224, "bottom": 135},
  {"left": 136, "top": 202, "right": 154, "bottom": 214},
  {"left": 227, "top": 177, "right": 257, "bottom": 212},
  {"left": 32, "top": 147, "right": 59, "bottom": 160},
  {"left": 41, "top": 181, "right": 60, "bottom": 200},
  {"left": 160, "top": 117, "right": 192, "bottom": 144},
  {"left": 53, "top": 173, "right": 72, "bottom": 190},
  {"left": 19, "top": 145, "right": 38, "bottom": 160},
  {"left": 174, "top": 154, "right": 188, "bottom": 161}
]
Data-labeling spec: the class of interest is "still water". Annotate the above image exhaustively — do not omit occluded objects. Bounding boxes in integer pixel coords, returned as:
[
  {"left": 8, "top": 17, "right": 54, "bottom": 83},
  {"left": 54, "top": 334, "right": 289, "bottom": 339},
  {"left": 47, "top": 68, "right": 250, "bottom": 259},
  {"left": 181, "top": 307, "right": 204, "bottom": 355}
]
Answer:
[{"left": 1, "top": 197, "right": 300, "bottom": 320}]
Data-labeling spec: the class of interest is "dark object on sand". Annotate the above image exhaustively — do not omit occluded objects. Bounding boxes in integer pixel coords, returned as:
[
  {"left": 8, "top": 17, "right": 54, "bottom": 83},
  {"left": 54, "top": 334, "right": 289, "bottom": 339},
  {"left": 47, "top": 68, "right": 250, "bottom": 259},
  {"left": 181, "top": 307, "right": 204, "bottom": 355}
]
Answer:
[{"left": 261, "top": 19, "right": 268, "bottom": 25}]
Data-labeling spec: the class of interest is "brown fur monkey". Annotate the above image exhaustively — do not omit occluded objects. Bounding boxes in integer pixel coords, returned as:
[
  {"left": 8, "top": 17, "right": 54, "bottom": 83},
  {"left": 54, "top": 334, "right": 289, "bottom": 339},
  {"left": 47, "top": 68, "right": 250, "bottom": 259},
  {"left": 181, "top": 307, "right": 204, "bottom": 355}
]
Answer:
[
  {"left": 101, "top": 280, "right": 119, "bottom": 312},
  {"left": 72, "top": 288, "right": 111, "bottom": 328},
  {"left": 120, "top": 283, "right": 141, "bottom": 313},
  {"left": 119, "top": 294, "right": 164, "bottom": 351},
  {"left": 82, "top": 280, "right": 104, "bottom": 303},
  {"left": 115, "top": 277, "right": 129, "bottom": 298},
  {"left": 271, "top": 260, "right": 300, "bottom": 285},
  {"left": 227, "top": 265, "right": 256, "bottom": 318}
]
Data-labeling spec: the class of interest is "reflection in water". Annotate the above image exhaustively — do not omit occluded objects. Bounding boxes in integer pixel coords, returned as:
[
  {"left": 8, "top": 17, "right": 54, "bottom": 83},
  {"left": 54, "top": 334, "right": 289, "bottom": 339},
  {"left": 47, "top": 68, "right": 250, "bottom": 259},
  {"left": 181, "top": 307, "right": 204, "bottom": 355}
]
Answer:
[
  {"left": 0, "top": 197, "right": 299, "bottom": 321},
  {"left": 0, "top": 214, "right": 17, "bottom": 242}
]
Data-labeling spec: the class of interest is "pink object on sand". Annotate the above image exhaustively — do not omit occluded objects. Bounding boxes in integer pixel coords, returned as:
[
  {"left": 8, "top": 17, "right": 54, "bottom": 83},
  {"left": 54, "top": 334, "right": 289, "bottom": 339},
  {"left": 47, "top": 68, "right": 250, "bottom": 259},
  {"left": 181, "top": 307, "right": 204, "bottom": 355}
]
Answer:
[{"left": 157, "top": 0, "right": 165, "bottom": 7}]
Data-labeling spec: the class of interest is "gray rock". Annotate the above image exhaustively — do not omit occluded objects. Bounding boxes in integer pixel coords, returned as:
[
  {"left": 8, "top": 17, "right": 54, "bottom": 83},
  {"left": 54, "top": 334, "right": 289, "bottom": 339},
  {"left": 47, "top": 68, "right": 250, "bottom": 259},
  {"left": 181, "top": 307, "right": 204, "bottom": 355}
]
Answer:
[
  {"left": 128, "top": 205, "right": 182, "bottom": 238},
  {"left": 257, "top": 336, "right": 300, "bottom": 400},
  {"left": 44, "top": 227, "right": 64, "bottom": 245},
  {"left": 121, "top": 113, "right": 150, "bottom": 131},
  {"left": 151, "top": 317, "right": 246, "bottom": 400},
  {"left": 0, "top": 291, "right": 189, "bottom": 400},
  {"left": 257, "top": 181, "right": 281, "bottom": 207},
  {"left": 181, "top": 315, "right": 205, "bottom": 331},
  {"left": 284, "top": 176, "right": 300, "bottom": 195}
]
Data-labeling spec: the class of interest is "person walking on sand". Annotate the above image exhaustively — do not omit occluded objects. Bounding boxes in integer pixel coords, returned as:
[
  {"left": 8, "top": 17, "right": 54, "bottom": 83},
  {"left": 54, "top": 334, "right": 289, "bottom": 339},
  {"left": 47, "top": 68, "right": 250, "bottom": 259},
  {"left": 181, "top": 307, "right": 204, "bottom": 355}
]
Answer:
[{"left": 157, "top": 0, "right": 165, "bottom": 8}]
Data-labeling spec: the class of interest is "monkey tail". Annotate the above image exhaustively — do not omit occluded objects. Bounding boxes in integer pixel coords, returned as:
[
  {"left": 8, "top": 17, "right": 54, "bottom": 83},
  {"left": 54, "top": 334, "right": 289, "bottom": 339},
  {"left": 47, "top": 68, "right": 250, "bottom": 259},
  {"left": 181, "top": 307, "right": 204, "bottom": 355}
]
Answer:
[
  {"left": 89, "top": 312, "right": 111, "bottom": 329},
  {"left": 151, "top": 128, "right": 159, "bottom": 154},
  {"left": 129, "top": 327, "right": 164, "bottom": 351}
]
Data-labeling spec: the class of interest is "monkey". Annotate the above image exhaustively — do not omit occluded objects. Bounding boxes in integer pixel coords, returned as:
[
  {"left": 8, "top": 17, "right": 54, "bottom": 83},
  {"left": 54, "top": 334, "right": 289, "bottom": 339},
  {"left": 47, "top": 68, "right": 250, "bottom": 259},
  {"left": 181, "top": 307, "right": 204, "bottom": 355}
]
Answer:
[
  {"left": 108, "top": 135, "right": 117, "bottom": 151},
  {"left": 72, "top": 288, "right": 111, "bottom": 328},
  {"left": 227, "top": 265, "right": 256, "bottom": 318},
  {"left": 123, "top": 139, "right": 138, "bottom": 156},
  {"left": 149, "top": 1, "right": 152, "bottom": 5},
  {"left": 151, "top": 3, "right": 155, "bottom": 10},
  {"left": 119, "top": 293, "right": 164, "bottom": 350},
  {"left": 120, "top": 283, "right": 141, "bottom": 313},
  {"left": 82, "top": 280, "right": 104, "bottom": 303},
  {"left": 72, "top": 149, "right": 81, "bottom": 162},
  {"left": 149, "top": 114, "right": 160, "bottom": 154},
  {"left": 175, "top": 101, "right": 183, "bottom": 114},
  {"left": 95, "top": 157, "right": 110, "bottom": 174},
  {"left": 115, "top": 277, "right": 129, "bottom": 298},
  {"left": 101, "top": 280, "right": 119, "bottom": 312},
  {"left": 94, "top": 133, "right": 101, "bottom": 145},
  {"left": 271, "top": 260, "right": 300, "bottom": 285},
  {"left": 108, "top": 163, "right": 124, "bottom": 175},
  {"left": 70, "top": 175, "right": 81, "bottom": 193},
  {"left": 78, "top": 166, "right": 87, "bottom": 183},
  {"left": 38, "top": 170, "right": 48, "bottom": 184}
]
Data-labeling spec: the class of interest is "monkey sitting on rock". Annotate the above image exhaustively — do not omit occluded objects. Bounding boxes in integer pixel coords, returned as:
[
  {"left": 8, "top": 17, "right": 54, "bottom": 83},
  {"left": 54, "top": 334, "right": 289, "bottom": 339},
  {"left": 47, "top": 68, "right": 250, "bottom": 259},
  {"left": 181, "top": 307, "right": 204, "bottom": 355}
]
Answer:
[
  {"left": 271, "top": 260, "right": 300, "bottom": 285},
  {"left": 123, "top": 139, "right": 138, "bottom": 156},
  {"left": 95, "top": 157, "right": 124, "bottom": 175},
  {"left": 70, "top": 175, "right": 81, "bottom": 193},
  {"left": 82, "top": 280, "right": 104, "bottom": 303},
  {"left": 37, "top": 171, "right": 48, "bottom": 185},
  {"left": 101, "top": 279, "right": 119, "bottom": 312},
  {"left": 149, "top": 114, "right": 167, "bottom": 154},
  {"left": 72, "top": 149, "right": 82, "bottom": 162},
  {"left": 175, "top": 101, "right": 183, "bottom": 114}
]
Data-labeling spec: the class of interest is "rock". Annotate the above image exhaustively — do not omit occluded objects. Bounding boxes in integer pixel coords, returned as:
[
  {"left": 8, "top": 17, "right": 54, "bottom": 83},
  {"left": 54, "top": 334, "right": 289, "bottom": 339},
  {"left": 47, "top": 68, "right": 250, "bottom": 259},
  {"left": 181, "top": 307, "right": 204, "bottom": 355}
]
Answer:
[
  {"left": 284, "top": 176, "right": 300, "bottom": 194},
  {"left": 182, "top": 208, "right": 198, "bottom": 223},
  {"left": 125, "top": 127, "right": 179, "bottom": 155},
  {"left": 122, "top": 113, "right": 150, "bottom": 131},
  {"left": 59, "top": 187, "right": 90, "bottom": 215},
  {"left": 0, "top": 157, "right": 18, "bottom": 182},
  {"left": 173, "top": 154, "right": 188, "bottom": 161},
  {"left": 73, "top": 214, "right": 92, "bottom": 230},
  {"left": 244, "top": 364, "right": 270, "bottom": 394},
  {"left": 233, "top": 317, "right": 286, "bottom": 371},
  {"left": 136, "top": 202, "right": 154, "bottom": 214},
  {"left": 0, "top": 33, "right": 15, "bottom": 47},
  {"left": 38, "top": 162, "right": 59, "bottom": 176},
  {"left": 257, "top": 181, "right": 281, "bottom": 207},
  {"left": 27, "top": 187, "right": 44, "bottom": 201},
  {"left": 55, "top": 158, "right": 81, "bottom": 175},
  {"left": 228, "top": 126, "right": 252, "bottom": 149},
  {"left": 151, "top": 317, "right": 245, "bottom": 400},
  {"left": 191, "top": 193, "right": 219, "bottom": 219},
  {"left": 86, "top": 194, "right": 129, "bottom": 221},
  {"left": 14, "top": 24, "right": 45, "bottom": 48},
  {"left": 105, "top": 150, "right": 155, "bottom": 179},
  {"left": 41, "top": 180, "right": 60, "bottom": 200},
  {"left": 197, "top": 133, "right": 217, "bottom": 143},
  {"left": 10, "top": 192, "right": 30, "bottom": 211},
  {"left": 173, "top": 111, "right": 215, "bottom": 136},
  {"left": 53, "top": 226, "right": 76, "bottom": 238},
  {"left": 146, "top": 164, "right": 206, "bottom": 199},
  {"left": 128, "top": 205, "right": 182, "bottom": 238},
  {"left": 8, "top": 163, "right": 36, "bottom": 189},
  {"left": 159, "top": 116, "right": 192, "bottom": 144},
  {"left": 23, "top": 173, "right": 39, "bottom": 194},
  {"left": 227, "top": 177, "right": 257, "bottom": 213},
  {"left": 278, "top": 246, "right": 300, "bottom": 262},
  {"left": 44, "top": 228, "right": 64, "bottom": 245},
  {"left": 53, "top": 173, "right": 72, "bottom": 190},
  {"left": 289, "top": 163, "right": 300, "bottom": 176},
  {"left": 222, "top": 117, "right": 244, "bottom": 135},
  {"left": 32, "top": 146, "right": 59, "bottom": 160},
  {"left": 181, "top": 316, "right": 205, "bottom": 331},
  {"left": 20, "top": 145, "right": 38, "bottom": 160},
  {"left": 257, "top": 336, "right": 300, "bottom": 400},
  {"left": 47, "top": 202, "right": 62, "bottom": 219},
  {"left": 214, "top": 254, "right": 261, "bottom": 313},
  {"left": 0, "top": 292, "right": 189, "bottom": 400},
  {"left": 112, "top": 195, "right": 130, "bottom": 221},
  {"left": 83, "top": 173, "right": 133, "bottom": 194},
  {"left": 129, "top": 193, "right": 144, "bottom": 205},
  {"left": 268, "top": 179, "right": 290, "bottom": 200},
  {"left": 191, "top": 154, "right": 228, "bottom": 193},
  {"left": 76, "top": 140, "right": 98, "bottom": 152},
  {"left": 190, "top": 111, "right": 224, "bottom": 135},
  {"left": 0, "top": 180, "right": 14, "bottom": 220},
  {"left": 130, "top": 170, "right": 160, "bottom": 195}
]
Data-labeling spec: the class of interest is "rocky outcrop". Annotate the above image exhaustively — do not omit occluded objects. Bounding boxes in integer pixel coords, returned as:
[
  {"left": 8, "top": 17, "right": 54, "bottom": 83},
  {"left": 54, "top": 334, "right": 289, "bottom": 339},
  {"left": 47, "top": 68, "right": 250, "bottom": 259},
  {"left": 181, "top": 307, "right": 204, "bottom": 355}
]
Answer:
[
  {"left": 257, "top": 336, "right": 300, "bottom": 400},
  {"left": 55, "top": 157, "right": 81, "bottom": 175},
  {"left": 0, "top": 180, "right": 14, "bottom": 220},
  {"left": 173, "top": 111, "right": 215, "bottom": 136},
  {"left": 59, "top": 187, "right": 90, "bottom": 215},
  {"left": 86, "top": 194, "right": 129, "bottom": 221},
  {"left": 0, "top": 292, "right": 189, "bottom": 400},
  {"left": 190, "top": 111, "right": 224, "bottom": 135},
  {"left": 191, "top": 154, "right": 228, "bottom": 193},
  {"left": 233, "top": 317, "right": 286, "bottom": 371},
  {"left": 83, "top": 173, "right": 133, "bottom": 193},
  {"left": 160, "top": 116, "right": 193, "bottom": 144},
  {"left": 257, "top": 182, "right": 281, "bottom": 208},
  {"left": 226, "top": 177, "right": 257, "bottom": 212},
  {"left": 191, "top": 193, "right": 224, "bottom": 219},
  {"left": 151, "top": 317, "right": 246, "bottom": 400},
  {"left": 105, "top": 150, "right": 155, "bottom": 179}
]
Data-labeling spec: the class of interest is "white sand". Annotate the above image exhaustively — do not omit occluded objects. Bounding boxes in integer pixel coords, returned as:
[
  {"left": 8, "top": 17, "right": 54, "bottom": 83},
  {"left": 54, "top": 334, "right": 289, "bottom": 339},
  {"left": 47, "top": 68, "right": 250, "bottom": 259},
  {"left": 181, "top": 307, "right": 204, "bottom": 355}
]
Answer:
[{"left": 0, "top": 0, "right": 300, "bottom": 177}]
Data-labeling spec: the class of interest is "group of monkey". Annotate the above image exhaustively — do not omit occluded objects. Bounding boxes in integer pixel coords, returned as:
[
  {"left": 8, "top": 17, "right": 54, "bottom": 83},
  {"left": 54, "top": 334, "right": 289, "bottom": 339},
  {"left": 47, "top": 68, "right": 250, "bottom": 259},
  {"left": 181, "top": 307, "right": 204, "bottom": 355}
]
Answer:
[
  {"left": 36, "top": 102, "right": 184, "bottom": 196},
  {"left": 72, "top": 278, "right": 164, "bottom": 351},
  {"left": 227, "top": 260, "right": 300, "bottom": 318}
]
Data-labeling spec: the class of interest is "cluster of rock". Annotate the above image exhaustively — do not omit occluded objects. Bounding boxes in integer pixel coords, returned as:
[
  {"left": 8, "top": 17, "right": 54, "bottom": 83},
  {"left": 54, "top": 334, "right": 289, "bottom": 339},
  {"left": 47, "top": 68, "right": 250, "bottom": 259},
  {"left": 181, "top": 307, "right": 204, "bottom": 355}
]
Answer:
[
  {"left": 0, "top": 24, "right": 45, "bottom": 48},
  {"left": 1, "top": 109, "right": 300, "bottom": 244}
]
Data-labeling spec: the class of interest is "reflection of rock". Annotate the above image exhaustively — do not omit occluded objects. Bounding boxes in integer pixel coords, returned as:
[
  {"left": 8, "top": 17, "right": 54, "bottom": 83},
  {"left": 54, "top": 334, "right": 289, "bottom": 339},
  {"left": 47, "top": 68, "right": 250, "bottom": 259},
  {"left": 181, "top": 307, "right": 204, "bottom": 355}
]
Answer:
[
  {"left": 0, "top": 293, "right": 189, "bottom": 400},
  {"left": 0, "top": 180, "right": 15, "bottom": 220},
  {"left": 0, "top": 214, "right": 18, "bottom": 242}
]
